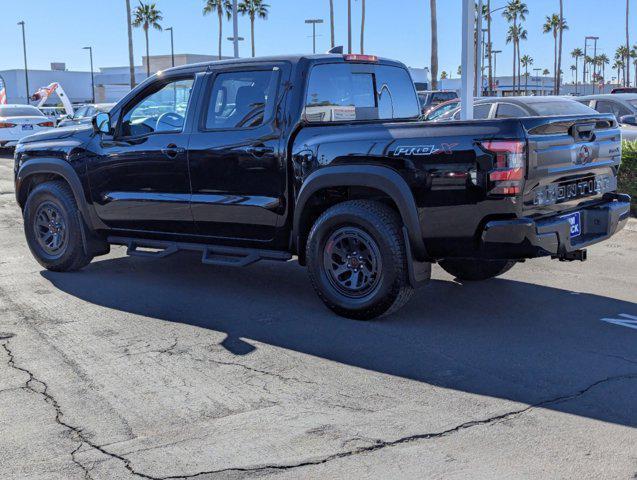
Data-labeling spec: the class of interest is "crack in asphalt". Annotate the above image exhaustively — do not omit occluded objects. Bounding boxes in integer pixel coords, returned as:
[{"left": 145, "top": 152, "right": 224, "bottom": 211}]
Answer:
[{"left": 4, "top": 332, "right": 634, "bottom": 480}]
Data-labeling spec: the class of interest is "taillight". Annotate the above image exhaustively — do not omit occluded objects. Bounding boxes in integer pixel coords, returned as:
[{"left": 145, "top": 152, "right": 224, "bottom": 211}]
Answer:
[
  {"left": 481, "top": 140, "right": 526, "bottom": 196},
  {"left": 343, "top": 54, "right": 378, "bottom": 62},
  {"left": 0, "top": 122, "right": 17, "bottom": 128},
  {"left": 37, "top": 121, "right": 54, "bottom": 127}
]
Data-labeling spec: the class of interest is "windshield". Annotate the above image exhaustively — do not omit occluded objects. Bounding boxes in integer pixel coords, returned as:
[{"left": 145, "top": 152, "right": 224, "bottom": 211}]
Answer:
[
  {"left": 530, "top": 100, "right": 596, "bottom": 116},
  {"left": 0, "top": 106, "right": 45, "bottom": 117}
]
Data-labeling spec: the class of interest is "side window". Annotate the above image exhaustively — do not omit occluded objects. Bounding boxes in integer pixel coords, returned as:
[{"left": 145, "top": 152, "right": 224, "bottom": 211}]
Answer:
[
  {"left": 73, "top": 106, "right": 88, "bottom": 119},
  {"left": 304, "top": 63, "right": 419, "bottom": 123},
  {"left": 120, "top": 77, "right": 193, "bottom": 138},
  {"left": 474, "top": 103, "right": 492, "bottom": 119},
  {"left": 204, "top": 70, "right": 279, "bottom": 130},
  {"left": 595, "top": 101, "right": 615, "bottom": 114},
  {"left": 496, "top": 103, "right": 527, "bottom": 118}
]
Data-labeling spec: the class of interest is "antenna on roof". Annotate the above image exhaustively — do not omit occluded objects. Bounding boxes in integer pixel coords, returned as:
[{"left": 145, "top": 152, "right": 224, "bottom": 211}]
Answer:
[{"left": 327, "top": 46, "right": 344, "bottom": 54}]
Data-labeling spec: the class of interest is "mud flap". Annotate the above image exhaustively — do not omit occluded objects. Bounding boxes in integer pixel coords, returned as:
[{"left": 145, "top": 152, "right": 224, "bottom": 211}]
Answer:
[{"left": 402, "top": 227, "right": 431, "bottom": 288}]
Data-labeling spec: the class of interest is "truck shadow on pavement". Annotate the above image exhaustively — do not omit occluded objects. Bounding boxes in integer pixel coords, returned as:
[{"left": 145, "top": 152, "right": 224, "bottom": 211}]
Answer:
[{"left": 41, "top": 251, "right": 637, "bottom": 428}]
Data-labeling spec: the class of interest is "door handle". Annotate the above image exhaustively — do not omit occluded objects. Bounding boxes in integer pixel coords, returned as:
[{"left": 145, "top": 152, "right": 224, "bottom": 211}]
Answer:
[
  {"left": 161, "top": 144, "right": 185, "bottom": 159},
  {"left": 244, "top": 145, "right": 274, "bottom": 157}
]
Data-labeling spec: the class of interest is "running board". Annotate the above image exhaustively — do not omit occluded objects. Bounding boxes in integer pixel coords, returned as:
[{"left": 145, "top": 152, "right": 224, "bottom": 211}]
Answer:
[{"left": 107, "top": 236, "right": 292, "bottom": 267}]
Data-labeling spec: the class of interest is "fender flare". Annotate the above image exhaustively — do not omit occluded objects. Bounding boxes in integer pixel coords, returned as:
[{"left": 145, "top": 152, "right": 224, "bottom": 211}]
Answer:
[
  {"left": 293, "top": 165, "right": 428, "bottom": 261},
  {"left": 16, "top": 158, "right": 96, "bottom": 230}
]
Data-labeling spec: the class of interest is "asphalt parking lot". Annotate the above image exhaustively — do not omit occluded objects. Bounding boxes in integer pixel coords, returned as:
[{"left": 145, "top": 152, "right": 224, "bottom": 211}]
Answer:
[{"left": 0, "top": 152, "right": 636, "bottom": 479}]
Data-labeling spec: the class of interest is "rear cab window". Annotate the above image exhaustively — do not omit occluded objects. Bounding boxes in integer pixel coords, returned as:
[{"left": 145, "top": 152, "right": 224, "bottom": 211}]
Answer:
[{"left": 304, "top": 62, "right": 420, "bottom": 123}]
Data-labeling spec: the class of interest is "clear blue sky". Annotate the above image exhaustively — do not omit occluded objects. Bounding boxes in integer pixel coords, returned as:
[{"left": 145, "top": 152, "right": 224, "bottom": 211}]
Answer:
[{"left": 1, "top": 0, "right": 634, "bottom": 81}]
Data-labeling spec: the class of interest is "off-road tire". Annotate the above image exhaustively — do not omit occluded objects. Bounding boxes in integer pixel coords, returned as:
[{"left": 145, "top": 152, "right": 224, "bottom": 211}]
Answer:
[
  {"left": 306, "top": 200, "right": 414, "bottom": 320},
  {"left": 23, "top": 181, "right": 93, "bottom": 272},
  {"left": 438, "top": 258, "right": 516, "bottom": 281}
]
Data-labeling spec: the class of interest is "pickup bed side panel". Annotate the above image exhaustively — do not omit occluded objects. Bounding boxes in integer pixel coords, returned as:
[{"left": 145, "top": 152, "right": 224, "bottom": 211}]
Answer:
[{"left": 291, "top": 119, "right": 527, "bottom": 258}]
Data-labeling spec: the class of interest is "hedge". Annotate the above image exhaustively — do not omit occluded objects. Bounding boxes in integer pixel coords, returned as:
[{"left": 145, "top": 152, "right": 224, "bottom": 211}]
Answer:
[{"left": 619, "top": 140, "right": 637, "bottom": 216}]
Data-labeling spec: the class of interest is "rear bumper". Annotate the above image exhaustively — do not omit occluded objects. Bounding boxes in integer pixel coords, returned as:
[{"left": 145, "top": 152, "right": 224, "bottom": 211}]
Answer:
[{"left": 480, "top": 193, "right": 631, "bottom": 259}]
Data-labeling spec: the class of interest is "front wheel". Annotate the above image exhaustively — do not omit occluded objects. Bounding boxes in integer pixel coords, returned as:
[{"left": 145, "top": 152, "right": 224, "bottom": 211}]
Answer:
[
  {"left": 23, "top": 181, "right": 93, "bottom": 272},
  {"left": 438, "top": 258, "right": 516, "bottom": 281},
  {"left": 306, "top": 200, "right": 414, "bottom": 320}
]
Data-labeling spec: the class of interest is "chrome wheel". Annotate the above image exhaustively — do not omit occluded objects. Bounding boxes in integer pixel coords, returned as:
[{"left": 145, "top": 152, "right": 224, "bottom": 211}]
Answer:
[
  {"left": 33, "top": 201, "right": 67, "bottom": 256},
  {"left": 323, "top": 227, "right": 382, "bottom": 298}
]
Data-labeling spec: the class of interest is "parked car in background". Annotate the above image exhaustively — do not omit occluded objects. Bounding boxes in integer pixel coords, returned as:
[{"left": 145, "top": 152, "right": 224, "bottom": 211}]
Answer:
[
  {"left": 0, "top": 104, "right": 54, "bottom": 149},
  {"left": 39, "top": 106, "right": 68, "bottom": 125},
  {"left": 422, "top": 98, "right": 460, "bottom": 121},
  {"left": 433, "top": 96, "right": 598, "bottom": 121},
  {"left": 57, "top": 103, "right": 116, "bottom": 128},
  {"left": 610, "top": 87, "right": 637, "bottom": 94},
  {"left": 578, "top": 94, "right": 637, "bottom": 141},
  {"left": 418, "top": 90, "right": 458, "bottom": 115}
]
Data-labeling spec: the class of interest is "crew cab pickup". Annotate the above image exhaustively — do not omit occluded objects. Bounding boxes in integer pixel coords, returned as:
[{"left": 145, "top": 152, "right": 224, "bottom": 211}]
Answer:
[{"left": 13, "top": 54, "right": 631, "bottom": 319}]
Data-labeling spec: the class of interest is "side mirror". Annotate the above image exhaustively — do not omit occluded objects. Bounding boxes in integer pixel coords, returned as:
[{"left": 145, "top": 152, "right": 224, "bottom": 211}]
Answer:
[
  {"left": 619, "top": 115, "right": 637, "bottom": 126},
  {"left": 93, "top": 112, "right": 111, "bottom": 134}
]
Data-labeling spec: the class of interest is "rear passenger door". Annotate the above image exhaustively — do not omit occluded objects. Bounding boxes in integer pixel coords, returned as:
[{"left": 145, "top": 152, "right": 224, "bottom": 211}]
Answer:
[{"left": 187, "top": 64, "right": 289, "bottom": 245}]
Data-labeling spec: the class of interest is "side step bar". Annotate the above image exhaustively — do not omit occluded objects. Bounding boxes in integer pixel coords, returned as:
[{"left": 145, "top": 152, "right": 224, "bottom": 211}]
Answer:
[{"left": 107, "top": 236, "right": 292, "bottom": 267}]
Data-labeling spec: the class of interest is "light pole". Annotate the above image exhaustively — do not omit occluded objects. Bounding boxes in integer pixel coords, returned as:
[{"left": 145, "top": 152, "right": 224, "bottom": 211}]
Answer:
[
  {"left": 232, "top": 0, "right": 239, "bottom": 58},
  {"left": 165, "top": 27, "right": 175, "bottom": 67},
  {"left": 533, "top": 67, "right": 542, "bottom": 94},
  {"left": 347, "top": 0, "right": 352, "bottom": 54},
  {"left": 584, "top": 36, "right": 599, "bottom": 95},
  {"left": 82, "top": 47, "right": 95, "bottom": 104},
  {"left": 227, "top": 36, "right": 244, "bottom": 57},
  {"left": 17, "top": 21, "right": 29, "bottom": 103},
  {"left": 492, "top": 49, "right": 502, "bottom": 95},
  {"left": 305, "top": 19, "right": 324, "bottom": 54}
]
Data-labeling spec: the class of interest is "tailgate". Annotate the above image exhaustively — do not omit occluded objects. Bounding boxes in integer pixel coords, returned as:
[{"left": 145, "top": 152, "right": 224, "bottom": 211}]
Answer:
[{"left": 520, "top": 114, "right": 621, "bottom": 217}]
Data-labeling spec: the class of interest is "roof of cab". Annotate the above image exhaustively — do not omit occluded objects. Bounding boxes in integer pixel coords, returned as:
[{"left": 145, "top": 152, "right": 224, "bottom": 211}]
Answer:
[{"left": 159, "top": 53, "right": 406, "bottom": 75}]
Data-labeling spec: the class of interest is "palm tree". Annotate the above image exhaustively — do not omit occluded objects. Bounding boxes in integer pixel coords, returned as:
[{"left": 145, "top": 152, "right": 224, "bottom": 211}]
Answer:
[
  {"left": 360, "top": 0, "right": 366, "bottom": 54},
  {"left": 626, "top": 0, "right": 631, "bottom": 86},
  {"left": 347, "top": 0, "right": 352, "bottom": 54},
  {"left": 132, "top": 1, "right": 163, "bottom": 77},
  {"left": 203, "top": 0, "right": 232, "bottom": 61},
  {"left": 503, "top": 1, "right": 529, "bottom": 95},
  {"left": 631, "top": 46, "right": 637, "bottom": 89},
  {"left": 570, "top": 64, "right": 577, "bottom": 83},
  {"left": 613, "top": 59, "right": 625, "bottom": 85},
  {"left": 440, "top": 71, "right": 448, "bottom": 80},
  {"left": 329, "top": 0, "right": 335, "bottom": 48},
  {"left": 516, "top": 26, "right": 527, "bottom": 93},
  {"left": 617, "top": 46, "right": 630, "bottom": 85},
  {"left": 543, "top": 14, "right": 567, "bottom": 95},
  {"left": 520, "top": 54, "right": 533, "bottom": 94},
  {"left": 125, "top": 0, "right": 136, "bottom": 88},
  {"left": 598, "top": 54, "right": 610, "bottom": 84},
  {"left": 543, "top": 68, "right": 550, "bottom": 76},
  {"left": 238, "top": 0, "right": 269, "bottom": 58},
  {"left": 430, "top": 0, "right": 438, "bottom": 90},
  {"left": 571, "top": 48, "right": 583, "bottom": 93},
  {"left": 556, "top": 0, "right": 564, "bottom": 94},
  {"left": 484, "top": 0, "right": 493, "bottom": 95}
]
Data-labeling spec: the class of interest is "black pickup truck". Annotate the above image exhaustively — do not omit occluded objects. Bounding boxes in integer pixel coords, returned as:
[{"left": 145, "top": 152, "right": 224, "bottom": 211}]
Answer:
[{"left": 13, "top": 54, "right": 631, "bottom": 319}]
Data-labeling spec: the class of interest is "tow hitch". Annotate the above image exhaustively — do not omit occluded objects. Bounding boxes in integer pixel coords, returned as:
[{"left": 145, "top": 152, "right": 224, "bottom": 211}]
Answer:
[{"left": 552, "top": 249, "right": 587, "bottom": 262}]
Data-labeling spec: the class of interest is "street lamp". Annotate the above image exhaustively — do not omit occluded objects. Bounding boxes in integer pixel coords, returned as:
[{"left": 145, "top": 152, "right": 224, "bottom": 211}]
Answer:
[
  {"left": 305, "top": 19, "right": 324, "bottom": 54},
  {"left": 227, "top": 36, "right": 244, "bottom": 58},
  {"left": 17, "top": 21, "right": 29, "bottom": 104},
  {"left": 82, "top": 47, "right": 95, "bottom": 104},
  {"left": 232, "top": 0, "right": 239, "bottom": 58},
  {"left": 492, "top": 49, "right": 502, "bottom": 95},
  {"left": 584, "top": 36, "right": 599, "bottom": 95},
  {"left": 533, "top": 67, "right": 542, "bottom": 94},
  {"left": 165, "top": 27, "right": 175, "bottom": 67}
]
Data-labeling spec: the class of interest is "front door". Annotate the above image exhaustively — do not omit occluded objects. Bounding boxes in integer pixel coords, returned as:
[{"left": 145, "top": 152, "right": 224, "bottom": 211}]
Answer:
[
  {"left": 187, "top": 65, "right": 289, "bottom": 245},
  {"left": 88, "top": 76, "right": 196, "bottom": 233}
]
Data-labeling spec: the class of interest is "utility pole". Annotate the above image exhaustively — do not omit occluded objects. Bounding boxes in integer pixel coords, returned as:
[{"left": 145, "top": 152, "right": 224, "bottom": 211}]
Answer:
[
  {"left": 165, "top": 27, "right": 175, "bottom": 67},
  {"left": 305, "top": 19, "right": 324, "bottom": 54},
  {"left": 475, "top": 0, "right": 483, "bottom": 97},
  {"left": 17, "top": 21, "right": 29, "bottom": 103},
  {"left": 232, "top": 0, "right": 239, "bottom": 58},
  {"left": 82, "top": 46, "right": 95, "bottom": 103},
  {"left": 492, "top": 49, "right": 502, "bottom": 95}
]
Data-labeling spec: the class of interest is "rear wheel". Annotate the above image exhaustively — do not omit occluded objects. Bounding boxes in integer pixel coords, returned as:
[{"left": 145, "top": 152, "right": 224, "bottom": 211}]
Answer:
[
  {"left": 306, "top": 200, "right": 414, "bottom": 320},
  {"left": 438, "top": 258, "right": 516, "bottom": 281},
  {"left": 23, "top": 181, "right": 93, "bottom": 272}
]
